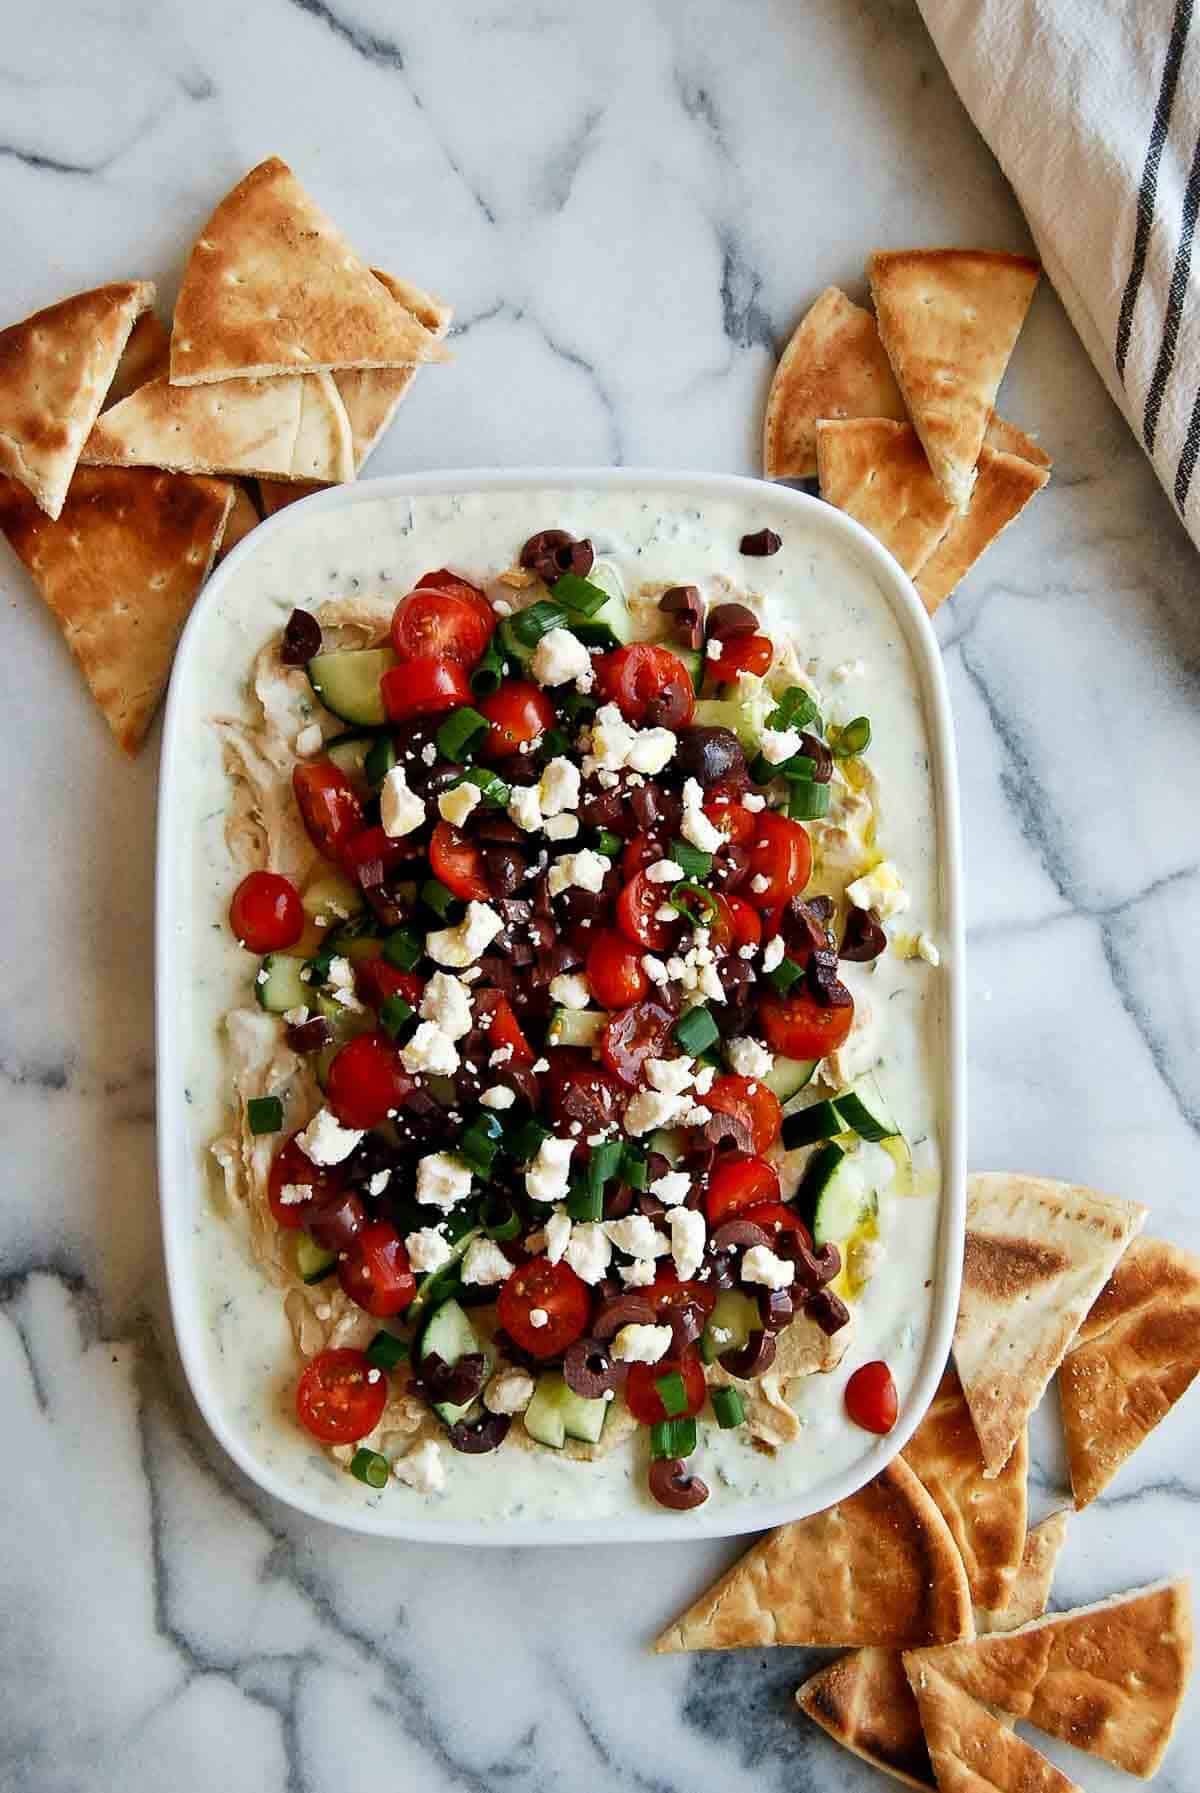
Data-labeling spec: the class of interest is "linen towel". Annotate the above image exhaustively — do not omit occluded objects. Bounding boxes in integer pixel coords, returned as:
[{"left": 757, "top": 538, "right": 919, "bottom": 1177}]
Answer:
[{"left": 917, "top": 0, "right": 1200, "bottom": 545}]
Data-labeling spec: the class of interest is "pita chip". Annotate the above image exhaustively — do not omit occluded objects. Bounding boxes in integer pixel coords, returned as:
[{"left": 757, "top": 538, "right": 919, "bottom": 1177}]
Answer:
[
  {"left": 977, "top": 1511, "right": 1070, "bottom": 1635},
  {"left": 257, "top": 477, "right": 324, "bottom": 517},
  {"left": 903, "top": 1367, "right": 1028, "bottom": 1613},
  {"left": 955, "top": 1174, "right": 1147, "bottom": 1477},
  {"left": 763, "top": 286, "right": 906, "bottom": 479},
  {"left": 655, "top": 1457, "right": 972, "bottom": 1654},
  {"left": 868, "top": 249, "right": 1040, "bottom": 511},
  {"left": 905, "top": 1659, "right": 1083, "bottom": 1793},
  {"left": 332, "top": 269, "right": 453, "bottom": 469},
  {"left": 982, "top": 415, "right": 1052, "bottom": 470},
  {"left": 0, "top": 281, "right": 154, "bottom": 519},
  {"left": 915, "top": 447, "right": 1049, "bottom": 613},
  {"left": 817, "top": 418, "right": 956, "bottom": 576},
  {"left": 0, "top": 466, "right": 232, "bottom": 753},
  {"left": 215, "top": 483, "right": 261, "bottom": 562},
  {"left": 170, "top": 157, "right": 449, "bottom": 384},
  {"left": 905, "top": 1579, "right": 1193, "bottom": 1779},
  {"left": 1059, "top": 1235, "right": 1200, "bottom": 1508},
  {"left": 81, "top": 369, "right": 354, "bottom": 484},
  {"left": 106, "top": 308, "right": 170, "bottom": 406}
]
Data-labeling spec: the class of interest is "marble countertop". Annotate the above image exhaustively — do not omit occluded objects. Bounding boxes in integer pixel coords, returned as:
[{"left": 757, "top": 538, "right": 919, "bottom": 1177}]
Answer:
[{"left": 2, "top": 2, "right": 1198, "bottom": 1788}]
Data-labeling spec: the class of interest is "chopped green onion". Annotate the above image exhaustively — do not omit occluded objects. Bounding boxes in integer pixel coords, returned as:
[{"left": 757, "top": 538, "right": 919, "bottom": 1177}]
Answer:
[
  {"left": 570, "top": 619, "right": 620, "bottom": 650},
  {"left": 436, "top": 706, "right": 490, "bottom": 763},
  {"left": 552, "top": 572, "right": 610, "bottom": 617},
  {"left": 459, "top": 1111, "right": 504, "bottom": 1177},
  {"left": 566, "top": 1180, "right": 604, "bottom": 1222},
  {"left": 470, "top": 638, "right": 506, "bottom": 697},
  {"left": 674, "top": 1006, "right": 719, "bottom": 1055},
  {"left": 778, "top": 754, "right": 817, "bottom": 782},
  {"left": 350, "top": 1448, "right": 390, "bottom": 1490},
  {"left": 655, "top": 1371, "right": 689, "bottom": 1418},
  {"left": 247, "top": 1095, "right": 283, "bottom": 1134},
  {"left": 507, "top": 600, "right": 566, "bottom": 649},
  {"left": 670, "top": 839, "right": 713, "bottom": 880},
  {"left": 650, "top": 1415, "right": 698, "bottom": 1458},
  {"left": 594, "top": 828, "right": 623, "bottom": 858},
  {"left": 768, "top": 686, "right": 820, "bottom": 732},
  {"left": 542, "top": 726, "right": 572, "bottom": 758},
  {"left": 620, "top": 1144, "right": 649, "bottom": 1190},
  {"left": 588, "top": 1140, "right": 624, "bottom": 1199},
  {"left": 382, "top": 926, "right": 423, "bottom": 971},
  {"left": 669, "top": 879, "right": 720, "bottom": 927},
  {"left": 460, "top": 767, "right": 510, "bottom": 806},
  {"left": 366, "top": 1330, "right": 410, "bottom": 1371},
  {"left": 420, "top": 879, "right": 456, "bottom": 920},
  {"left": 364, "top": 736, "right": 398, "bottom": 788},
  {"left": 507, "top": 1117, "right": 552, "bottom": 1163},
  {"left": 711, "top": 1387, "right": 745, "bottom": 1429},
  {"left": 379, "top": 993, "right": 414, "bottom": 1038},
  {"left": 767, "top": 955, "right": 805, "bottom": 994},
  {"left": 788, "top": 780, "right": 830, "bottom": 821},
  {"left": 562, "top": 690, "right": 597, "bottom": 723},
  {"left": 481, "top": 1196, "right": 522, "bottom": 1241},
  {"left": 830, "top": 715, "right": 872, "bottom": 757},
  {"left": 781, "top": 1099, "right": 844, "bottom": 1149}
]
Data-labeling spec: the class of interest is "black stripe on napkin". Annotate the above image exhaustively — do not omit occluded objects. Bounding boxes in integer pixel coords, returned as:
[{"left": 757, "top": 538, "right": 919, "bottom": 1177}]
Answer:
[
  {"left": 1116, "top": 0, "right": 1193, "bottom": 381},
  {"left": 1173, "top": 384, "right": 1200, "bottom": 508},
  {"left": 1144, "top": 128, "right": 1200, "bottom": 451}
]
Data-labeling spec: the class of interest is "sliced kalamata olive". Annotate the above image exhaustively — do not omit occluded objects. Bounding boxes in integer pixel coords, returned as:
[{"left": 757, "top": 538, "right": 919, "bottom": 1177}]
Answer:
[
  {"left": 674, "top": 725, "right": 747, "bottom": 787},
  {"left": 806, "top": 1287, "right": 851, "bottom": 1335},
  {"left": 703, "top": 1105, "right": 757, "bottom": 1155},
  {"left": 418, "top": 761, "right": 465, "bottom": 802},
  {"left": 649, "top": 1457, "right": 710, "bottom": 1510},
  {"left": 563, "top": 1337, "right": 628, "bottom": 1397},
  {"left": 685, "top": 1140, "right": 716, "bottom": 1180},
  {"left": 840, "top": 907, "right": 888, "bottom": 962},
  {"left": 528, "top": 916, "right": 559, "bottom": 953},
  {"left": 711, "top": 1218, "right": 772, "bottom": 1253},
  {"left": 603, "top": 1182, "right": 635, "bottom": 1221},
  {"left": 420, "top": 1351, "right": 488, "bottom": 1409},
  {"left": 658, "top": 584, "right": 705, "bottom": 651},
  {"left": 520, "top": 528, "right": 594, "bottom": 584},
  {"left": 719, "top": 1328, "right": 777, "bottom": 1378},
  {"left": 705, "top": 1249, "right": 737, "bottom": 1290},
  {"left": 483, "top": 846, "right": 526, "bottom": 897},
  {"left": 806, "top": 894, "right": 836, "bottom": 924},
  {"left": 495, "top": 896, "right": 533, "bottom": 924},
  {"left": 706, "top": 602, "right": 760, "bottom": 640},
  {"left": 280, "top": 608, "right": 322, "bottom": 665},
  {"left": 592, "top": 1294, "right": 656, "bottom": 1339},
  {"left": 645, "top": 1150, "right": 671, "bottom": 1183},
  {"left": 796, "top": 731, "right": 833, "bottom": 783},
  {"left": 807, "top": 948, "right": 853, "bottom": 1008},
  {"left": 629, "top": 782, "right": 683, "bottom": 834},
  {"left": 578, "top": 782, "right": 627, "bottom": 833},
  {"left": 758, "top": 1287, "right": 795, "bottom": 1332},
  {"left": 363, "top": 884, "right": 411, "bottom": 929},
  {"left": 739, "top": 528, "right": 782, "bottom": 556},
  {"left": 784, "top": 899, "right": 833, "bottom": 960},
  {"left": 471, "top": 812, "right": 522, "bottom": 847},
  {"left": 776, "top": 1232, "right": 841, "bottom": 1292},
  {"left": 285, "top": 1015, "right": 334, "bottom": 1054},
  {"left": 446, "top": 1410, "right": 512, "bottom": 1453},
  {"left": 712, "top": 841, "right": 750, "bottom": 892},
  {"left": 305, "top": 1191, "right": 366, "bottom": 1252},
  {"left": 667, "top": 1302, "right": 706, "bottom": 1354}
]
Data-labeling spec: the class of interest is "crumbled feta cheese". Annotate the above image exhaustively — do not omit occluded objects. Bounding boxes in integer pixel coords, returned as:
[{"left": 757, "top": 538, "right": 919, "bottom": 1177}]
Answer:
[
  {"left": 647, "top": 858, "right": 685, "bottom": 884},
  {"left": 596, "top": 768, "right": 621, "bottom": 789},
  {"left": 705, "top": 639, "right": 724, "bottom": 661},
  {"left": 416, "top": 1152, "right": 473, "bottom": 1211},
  {"left": 548, "top": 848, "right": 608, "bottom": 898},
  {"left": 367, "top": 1170, "right": 391, "bottom": 1197},
  {"left": 741, "top": 1244, "right": 795, "bottom": 1289},
  {"left": 438, "top": 781, "right": 482, "bottom": 828},
  {"left": 623, "top": 1088, "right": 688, "bottom": 1135},
  {"left": 400, "top": 1021, "right": 460, "bottom": 1076},
  {"left": 282, "top": 1005, "right": 310, "bottom": 1026},
  {"left": 544, "top": 812, "right": 579, "bottom": 841},
  {"left": 626, "top": 728, "right": 677, "bottom": 775},
  {"left": 532, "top": 626, "right": 592, "bottom": 688},
  {"left": 762, "top": 936, "right": 786, "bottom": 973},
  {"left": 694, "top": 961, "right": 725, "bottom": 1002},
  {"left": 642, "top": 954, "right": 669, "bottom": 985},
  {"left": 549, "top": 972, "right": 591, "bottom": 1009},
  {"left": 760, "top": 726, "right": 801, "bottom": 765},
  {"left": 526, "top": 1136, "right": 575, "bottom": 1204},
  {"left": 655, "top": 904, "right": 678, "bottom": 923},
  {"left": 727, "top": 1036, "right": 774, "bottom": 1080},
  {"left": 508, "top": 783, "right": 544, "bottom": 833},
  {"left": 684, "top": 1103, "right": 711, "bottom": 1125},
  {"left": 692, "top": 1063, "right": 716, "bottom": 1095},
  {"left": 917, "top": 932, "right": 941, "bottom": 966},
  {"left": 611, "top": 1322, "right": 673, "bottom": 1364},
  {"left": 528, "top": 1306, "right": 549, "bottom": 1328},
  {"left": 618, "top": 1257, "right": 658, "bottom": 1287},
  {"left": 278, "top": 1182, "right": 311, "bottom": 1206},
  {"left": 604, "top": 1215, "right": 670, "bottom": 1258},
  {"left": 749, "top": 873, "right": 770, "bottom": 895},
  {"left": 480, "top": 1084, "right": 516, "bottom": 1110},
  {"left": 669, "top": 1207, "right": 706, "bottom": 1282},
  {"left": 585, "top": 703, "right": 638, "bottom": 772},
  {"left": 326, "top": 956, "right": 362, "bottom": 1010},
  {"left": 742, "top": 792, "right": 766, "bottom": 813},
  {"left": 483, "top": 1368, "right": 535, "bottom": 1415},
  {"left": 538, "top": 756, "right": 581, "bottom": 816},
  {"left": 461, "top": 1236, "right": 513, "bottom": 1287},
  {"left": 421, "top": 741, "right": 439, "bottom": 766},
  {"left": 531, "top": 1057, "right": 550, "bottom": 1074},
  {"left": 565, "top": 1221, "right": 612, "bottom": 1285},
  {"left": 846, "top": 861, "right": 910, "bottom": 921},
  {"left": 427, "top": 901, "right": 504, "bottom": 967},
  {"left": 420, "top": 971, "right": 473, "bottom": 1041},
  {"left": 543, "top": 1208, "right": 572, "bottom": 1264},
  {"left": 489, "top": 1044, "right": 513, "bottom": 1067},
  {"left": 380, "top": 765, "right": 427, "bottom": 837},
  {"left": 297, "top": 1107, "right": 363, "bottom": 1166},
  {"left": 650, "top": 1170, "right": 692, "bottom": 1207},
  {"left": 645, "top": 1056, "right": 695, "bottom": 1096},
  {"left": 405, "top": 1226, "right": 452, "bottom": 1272},
  {"left": 295, "top": 723, "right": 324, "bottom": 757},
  {"left": 680, "top": 779, "right": 724, "bottom": 854},
  {"left": 394, "top": 1439, "right": 444, "bottom": 1493}
]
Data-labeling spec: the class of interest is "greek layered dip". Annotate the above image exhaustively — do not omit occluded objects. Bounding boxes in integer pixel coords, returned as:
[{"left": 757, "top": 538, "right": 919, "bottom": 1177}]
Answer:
[{"left": 198, "top": 487, "right": 944, "bottom": 1520}]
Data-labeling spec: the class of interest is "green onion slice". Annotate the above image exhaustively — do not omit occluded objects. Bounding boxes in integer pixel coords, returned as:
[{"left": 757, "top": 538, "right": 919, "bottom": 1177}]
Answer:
[
  {"left": 562, "top": 690, "right": 598, "bottom": 723},
  {"left": 470, "top": 638, "right": 506, "bottom": 697},
  {"left": 674, "top": 1006, "right": 719, "bottom": 1055},
  {"left": 379, "top": 993, "right": 414, "bottom": 1038},
  {"left": 768, "top": 686, "right": 820, "bottom": 732},
  {"left": 507, "top": 600, "right": 566, "bottom": 649},
  {"left": 650, "top": 1415, "right": 698, "bottom": 1459},
  {"left": 552, "top": 572, "right": 610, "bottom": 617},
  {"left": 481, "top": 1196, "right": 522, "bottom": 1242},
  {"left": 506, "top": 1117, "right": 552, "bottom": 1163},
  {"left": 247, "top": 1095, "right": 284, "bottom": 1135},
  {"left": 460, "top": 767, "right": 510, "bottom": 806},
  {"left": 350, "top": 1448, "right": 390, "bottom": 1490},
  {"left": 364, "top": 736, "right": 398, "bottom": 788},
  {"left": 382, "top": 926, "right": 423, "bottom": 971},
  {"left": 830, "top": 715, "right": 871, "bottom": 757},
  {"left": 594, "top": 828, "right": 623, "bottom": 858},
  {"left": 565, "top": 1181, "right": 604, "bottom": 1222},
  {"left": 620, "top": 1145, "right": 649, "bottom": 1191},
  {"left": 711, "top": 1387, "right": 745, "bottom": 1429},
  {"left": 542, "top": 727, "right": 572, "bottom": 759},
  {"left": 788, "top": 780, "right": 830, "bottom": 821},
  {"left": 767, "top": 955, "right": 805, "bottom": 995},
  {"left": 436, "top": 706, "right": 490, "bottom": 763},
  {"left": 588, "top": 1140, "right": 624, "bottom": 1199},
  {"left": 421, "top": 879, "right": 457, "bottom": 920},
  {"left": 365, "top": 1330, "right": 410, "bottom": 1371},
  {"left": 669, "top": 879, "right": 719, "bottom": 927},
  {"left": 459, "top": 1111, "right": 504, "bottom": 1177},
  {"left": 655, "top": 1371, "right": 689, "bottom": 1418},
  {"left": 670, "top": 839, "right": 713, "bottom": 880}
]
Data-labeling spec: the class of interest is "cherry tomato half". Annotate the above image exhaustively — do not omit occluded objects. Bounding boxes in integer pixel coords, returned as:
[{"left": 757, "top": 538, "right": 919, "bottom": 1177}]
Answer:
[
  {"left": 296, "top": 1348, "right": 388, "bottom": 1443},
  {"left": 325, "top": 1030, "right": 414, "bottom": 1130},
  {"left": 496, "top": 1258, "right": 592, "bottom": 1358},
  {"left": 293, "top": 762, "right": 365, "bottom": 861},
  {"left": 621, "top": 832, "right": 668, "bottom": 880},
  {"left": 429, "top": 821, "right": 489, "bottom": 902},
  {"left": 738, "top": 1201, "right": 813, "bottom": 1253},
  {"left": 341, "top": 824, "right": 418, "bottom": 885},
  {"left": 713, "top": 633, "right": 773, "bottom": 681},
  {"left": 229, "top": 870, "right": 304, "bottom": 952},
  {"left": 390, "top": 571, "right": 495, "bottom": 666},
  {"left": 704, "top": 1155, "right": 781, "bottom": 1227},
  {"left": 744, "top": 811, "right": 812, "bottom": 909},
  {"left": 337, "top": 1219, "right": 416, "bottom": 1317},
  {"left": 268, "top": 1132, "right": 345, "bottom": 1229},
  {"left": 844, "top": 1360, "right": 899, "bottom": 1435},
  {"left": 595, "top": 643, "right": 695, "bottom": 728},
  {"left": 477, "top": 680, "right": 556, "bottom": 759},
  {"left": 543, "top": 1049, "right": 627, "bottom": 1136},
  {"left": 625, "top": 1349, "right": 707, "bottom": 1424},
  {"left": 703, "top": 778, "right": 756, "bottom": 846},
  {"left": 758, "top": 988, "right": 854, "bottom": 1059},
  {"left": 587, "top": 928, "right": 650, "bottom": 1010},
  {"left": 599, "top": 999, "right": 675, "bottom": 1087},
  {"left": 643, "top": 1269, "right": 718, "bottom": 1322},
  {"left": 480, "top": 991, "right": 536, "bottom": 1068},
  {"left": 704, "top": 1074, "right": 783, "bottom": 1156},
  {"left": 355, "top": 958, "right": 423, "bottom": 1012},
  {"left": 381, "top": 656, "right": 472, "bottom": 721},
  {"left": 726, "top": 894, "right": 762, "bottom": 951},
  {"left": 616, "top": 869, "right": 676, "bottom": 951}
]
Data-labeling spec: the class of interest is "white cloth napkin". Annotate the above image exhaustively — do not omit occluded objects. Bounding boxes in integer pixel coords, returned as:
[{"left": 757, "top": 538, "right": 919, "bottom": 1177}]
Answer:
[{"left": 918, "top": 0, "right": 1200, "bottom": 543}]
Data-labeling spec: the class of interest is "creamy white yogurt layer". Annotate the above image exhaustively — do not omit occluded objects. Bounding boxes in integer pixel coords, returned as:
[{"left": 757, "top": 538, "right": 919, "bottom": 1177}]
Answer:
[{"left": 167, "top": 483, "right": 947, "bottom": 1526}]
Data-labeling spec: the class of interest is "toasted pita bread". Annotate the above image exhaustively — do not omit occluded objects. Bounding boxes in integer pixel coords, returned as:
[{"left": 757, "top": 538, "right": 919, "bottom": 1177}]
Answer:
[
  {"left": 704, "top": 1306, "right": 850, "bottom": 1448},
  {"left": 905, "top": 1659, "right": 1083, "bottom": 1793},
  {"left": 982, "top": 415, "right": 1052, "bottom": 470},
  {"left": 655, "top": 1457, "right": 972, "bottom": 1654},
  {"left": 0, "top": 467, "right": 232, "bottom": 753},
  {"left": 817, "top": 418, "right": 956, "bottom": 576},
  {"left": 106, "top": 309, "right": 170, "bottom": 406},
  {"left": 906, "top": 1579, "right": 1192, "bottom": 1779},
  {"left": 170, "top": 157, "right": 449, "bottom": 385},
  {"left": 977, "top": 1511, "right": 1070, "bottom": 1635},
  {"left": 0, "top": 281, "right": 155, "bottom": 519},
  {"left": 763, "top": 287, "right": 906, "bottom": 479},
  {"left": 868, "top": 250, "right": 1039, "bottom": 511},
  {"left": 1059, "top": 1236, "right": 1200, "bottom": 1508},
  {"left": 215, "top": 483, "right": 261, "bottom": 562},
  {"left": 955, "top": 1174, "right": 1147, "bottom": 1477},
  {"left": 257, "top": 478, "right": 324, "bottom": 517},
  {"left": 333, "top": 269, "right": 453, "bottom": 468},
  {"left": 903, "top": 1367, "right": 1028, "bottom": 1612},
  {"left": 81, "top": 369, "right": 354, "bottom": 484},
  {"left": 915, "top": 447, "right": 1049, "bottom": 613}
]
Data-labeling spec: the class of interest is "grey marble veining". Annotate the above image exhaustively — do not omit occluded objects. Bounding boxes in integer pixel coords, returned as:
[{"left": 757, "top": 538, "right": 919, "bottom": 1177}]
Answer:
[{"left": 1, "top": 1, "right": 1198, "bottom": 1788}]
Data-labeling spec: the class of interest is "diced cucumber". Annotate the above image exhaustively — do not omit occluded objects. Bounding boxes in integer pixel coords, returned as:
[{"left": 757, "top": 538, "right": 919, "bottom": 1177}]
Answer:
[
  {"left": 296, "top": 1234, "right": 336, "bottom": 1283},
  {"left": 364, "top": 735, "right": 398, "bottom": 789},
  {"left": 561, "top": 1383, "right": 608, "bottom": 1444},
  {"left": 761, "top": 1054, "right": 817, "bottom": 1102},
  {"left": 301, "top": 868, "right": 363, "bottom": 923},
  {"left": 701, "top": 1290, "right": 760, "bottom": 1364},
  {"left": 647, "top": 1127, "right": 688, "bottom": 1166},
  {"left": 693, "top": 696, "right": 759, "bottom": 754},
  {"left": 585, "top": 560, "right": 636, "bottom": 643},
  {"left": 417, "top": 1296, "right": 490, "bottom": 1425},
  {"left": 324, "top": 732, "right": 379, "bottom": 796},
  {"left": 546, "top": 1007, "right": 609, "bottom": 1050},
  {"left": 255, "top": 953, "right": 309, "bottom": 1014},
  {"left": 307, "top": 647, "right": 397, "bottom": 726},
  {"left": 797, "top": 1144, "right": 871, "bottom": 1246},
  {"left": 407, "top": 1228, "right": 480, "bottom": 1325},
  {"left": 676, "top": 645, "right": 705, "bottom": 693},
  {"left": 781, "top": 1097, "right": 844, "bottom": 1150},
  {"left": 522, "top": 1372, "right": 608, "bottom": 1449},
  {"left": 834, "top": 1075, "right": 900, "bottom": 1143}
]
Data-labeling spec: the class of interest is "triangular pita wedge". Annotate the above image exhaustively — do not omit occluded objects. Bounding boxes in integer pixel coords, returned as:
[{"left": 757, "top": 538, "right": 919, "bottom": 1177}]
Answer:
[
  {"left": 1059, "top": 1235, "right": 1200, "bottom": 1508},
  {"left": 170, "top": 157, "right": 449, "bottom": 384},
  {"left": 333, "top": 269, "right": 453, "bottom": 469},
  {"left": 257, "top": 478, "right": 324, "bottom": 517},
  {"left": 956, "top": 1174, "right": 1147, "bottom": 1477},
  {"left": 0, "top": 281, "right": 154, "bottom": 519},
  {"left": 763, "top": 286, "right": 906, "bottom": 479},
  {"left": 655, "top": 1457, "right": 972, "bottom": 1653},
  {"left": 977, "top": 1511, "right": 1070, "bottom": 1635},
  {"left": 982, "top": 415, "right": 1052, "bottom": 470},
  {"left": 905, "top": 1660, "right": 1083, "bottom": 1793},
  {"left": 869, "top": 250, "right": 1040, "bottom": 511},
  {"left": 903, "top": 1367, "right": 1028, "bottom": 1612},
  {"left": 81, "top": 370, "right": 354, "bottom": 484},
  {"left": 0, "top": 467, "right": 232, "bottom": 753},
  {"left": 106, "top": 308, "right": 170, "bottom": 406},
  {"left": 915, "top": 447, "right": 1048, "bottom": 613},
  {"left": 817, "top": 418, "right": 956, "bottom": 576},
  {"left": 215, "top": 483, "right": 261, "bottom": 562}
]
